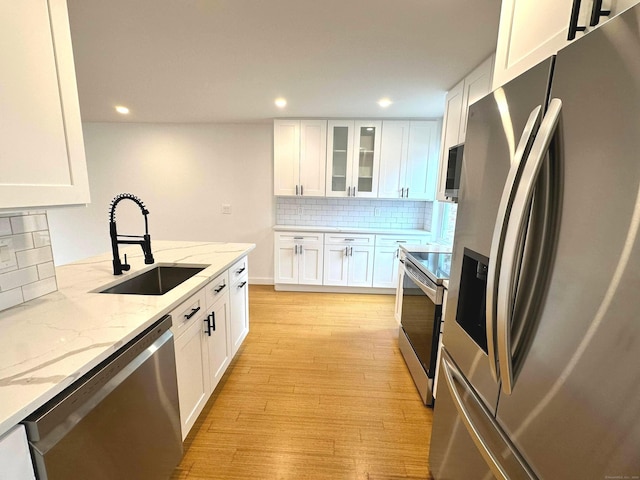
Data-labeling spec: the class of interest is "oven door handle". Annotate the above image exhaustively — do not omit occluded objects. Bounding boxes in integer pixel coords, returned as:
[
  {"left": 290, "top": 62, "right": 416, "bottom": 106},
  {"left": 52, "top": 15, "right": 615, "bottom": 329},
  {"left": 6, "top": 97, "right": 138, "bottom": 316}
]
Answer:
[{"left": 404, "top": 264, "right": 439, "bottom": 304}]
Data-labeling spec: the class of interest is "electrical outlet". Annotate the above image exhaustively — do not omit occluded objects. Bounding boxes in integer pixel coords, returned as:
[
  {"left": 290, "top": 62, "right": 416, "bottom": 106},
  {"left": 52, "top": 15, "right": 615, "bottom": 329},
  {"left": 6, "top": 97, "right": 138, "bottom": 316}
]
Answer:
[
  {"left": 374, "top": 207, "right": 381, "bottom": 217},
  {"left": 298, "top": 207, "right": 304, "bottom": 216},
  {"left": 222, "top": 204, "right": 232, "bottom": 214}
]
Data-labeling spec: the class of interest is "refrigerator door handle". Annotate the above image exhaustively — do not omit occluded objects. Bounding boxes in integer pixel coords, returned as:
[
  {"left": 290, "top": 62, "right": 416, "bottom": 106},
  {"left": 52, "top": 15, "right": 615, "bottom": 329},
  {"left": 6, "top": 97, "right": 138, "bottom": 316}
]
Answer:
[
  {"left": 497, "top": 98, "right": 563, "bottom": 395},
  {"left": 441, "top": 352, "right": 537, "bottom": 480},
  {"left": 486, "top": 106, "right": 542, "bottom": 382}
]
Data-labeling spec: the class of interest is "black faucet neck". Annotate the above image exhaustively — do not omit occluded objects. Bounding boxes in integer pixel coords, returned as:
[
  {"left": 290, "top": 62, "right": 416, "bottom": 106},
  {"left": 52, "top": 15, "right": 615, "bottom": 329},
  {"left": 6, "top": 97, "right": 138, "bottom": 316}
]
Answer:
[{"left": 109, "top": 194, "right": 154, "bottom": 275}]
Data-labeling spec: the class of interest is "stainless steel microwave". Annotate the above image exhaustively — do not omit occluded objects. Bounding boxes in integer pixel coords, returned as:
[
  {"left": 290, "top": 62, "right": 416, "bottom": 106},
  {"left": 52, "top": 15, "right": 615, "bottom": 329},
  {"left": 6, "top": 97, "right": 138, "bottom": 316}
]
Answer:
[{"left": 444, "top": 143, "right": 464, "bottom": 200}]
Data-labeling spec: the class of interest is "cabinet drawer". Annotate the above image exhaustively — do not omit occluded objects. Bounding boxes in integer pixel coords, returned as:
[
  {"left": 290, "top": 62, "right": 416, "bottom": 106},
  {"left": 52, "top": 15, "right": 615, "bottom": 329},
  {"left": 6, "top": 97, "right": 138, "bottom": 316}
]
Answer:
[
  {"left": 325, "top": 233, "right": 375, "bottom": 246},
  {"left": 170, "top": 290, "right": 206, "bottom": 340},
  {"left": 375, "top": 234, "right": 429, "bottom": 247},
  {"left": 229, "top": 256, "right": 248, "bottom": 284},
  {"left": 205, "top": 271, "right": 230, "bottom": 308},
  {"left": 276, "top": 232, "right": 324, "bottom": 245}
]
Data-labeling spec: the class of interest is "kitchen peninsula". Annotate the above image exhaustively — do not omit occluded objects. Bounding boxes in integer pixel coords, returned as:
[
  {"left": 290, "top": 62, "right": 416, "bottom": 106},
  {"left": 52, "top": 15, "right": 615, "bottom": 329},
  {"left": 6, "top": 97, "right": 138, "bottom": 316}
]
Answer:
[{"left": 0, "top": 241, "right": 254, "bottom": 465}]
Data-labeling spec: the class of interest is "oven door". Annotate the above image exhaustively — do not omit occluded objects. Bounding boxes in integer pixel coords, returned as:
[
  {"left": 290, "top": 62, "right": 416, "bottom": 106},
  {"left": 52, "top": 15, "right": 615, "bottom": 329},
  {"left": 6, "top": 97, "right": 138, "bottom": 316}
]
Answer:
[{"left": 400, "top": 259, "right": 442, "bottom": 378}]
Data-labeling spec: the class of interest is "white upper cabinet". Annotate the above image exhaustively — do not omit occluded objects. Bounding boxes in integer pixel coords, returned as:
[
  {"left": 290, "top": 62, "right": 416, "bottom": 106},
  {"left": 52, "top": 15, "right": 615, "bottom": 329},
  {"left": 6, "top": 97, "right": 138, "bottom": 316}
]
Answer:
[
  {"left": 378, "top": 120, "right": 441, "bottom": 200},
  {"left": 436, "top": 56, "right": 494, "bottom": 202},
  {"left": 459, "top": 56, "right": 495, "bottom": 140},
  {"left": 326, "top": 121, "right": 381, "bottom": 198},
  {"left": 0, "top": 0, "right": 90, "bottom": 209},
  {"left": 274, "top": 119, "right": 326, "bottom": 197},
  {"left": 493, "top": 0, "right": 640, "bottom": 89}
]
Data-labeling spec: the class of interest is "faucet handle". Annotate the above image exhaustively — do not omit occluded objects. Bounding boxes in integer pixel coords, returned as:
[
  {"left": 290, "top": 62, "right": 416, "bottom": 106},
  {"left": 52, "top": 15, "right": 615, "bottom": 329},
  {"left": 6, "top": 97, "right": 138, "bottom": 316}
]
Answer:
[{"left": 122, "top": 254, "right": 131, "bottom": 272}]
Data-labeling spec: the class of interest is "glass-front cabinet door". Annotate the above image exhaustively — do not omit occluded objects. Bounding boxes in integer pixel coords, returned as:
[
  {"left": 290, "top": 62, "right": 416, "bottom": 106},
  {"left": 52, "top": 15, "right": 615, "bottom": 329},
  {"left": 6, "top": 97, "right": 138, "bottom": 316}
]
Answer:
[
  {"left": 326, "top": 120, "right": 381, "bottom": 197},
  {"left": 326, "top": 120, "right": 354, "bottom": 197},
  {"left": 353, "top": 121, "right": 381, "bottom": 197}
]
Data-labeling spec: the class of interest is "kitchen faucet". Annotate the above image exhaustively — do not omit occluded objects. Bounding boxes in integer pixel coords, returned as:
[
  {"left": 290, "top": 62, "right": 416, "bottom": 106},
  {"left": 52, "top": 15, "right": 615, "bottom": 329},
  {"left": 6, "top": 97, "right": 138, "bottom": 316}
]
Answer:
[{"left": 109, "top": 193, "right": 155, "bottom": 275}]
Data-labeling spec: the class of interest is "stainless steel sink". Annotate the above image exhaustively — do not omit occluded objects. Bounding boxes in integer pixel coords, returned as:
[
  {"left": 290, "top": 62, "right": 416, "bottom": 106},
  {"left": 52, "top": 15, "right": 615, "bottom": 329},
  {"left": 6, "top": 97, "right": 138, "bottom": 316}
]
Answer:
[{"left": 99, "top": 265, "right": 208, "bottom": 295}]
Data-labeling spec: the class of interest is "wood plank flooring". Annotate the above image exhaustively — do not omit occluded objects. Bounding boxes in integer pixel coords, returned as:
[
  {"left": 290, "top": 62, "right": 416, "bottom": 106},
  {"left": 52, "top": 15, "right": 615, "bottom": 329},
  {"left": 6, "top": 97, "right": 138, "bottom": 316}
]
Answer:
[{"left": 171, "top": 285, "right": 434, "bottom": 480}]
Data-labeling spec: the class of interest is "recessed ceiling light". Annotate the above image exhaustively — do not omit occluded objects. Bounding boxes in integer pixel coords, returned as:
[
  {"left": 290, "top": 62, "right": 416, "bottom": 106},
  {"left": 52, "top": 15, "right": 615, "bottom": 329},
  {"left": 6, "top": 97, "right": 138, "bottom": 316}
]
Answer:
[
  {"left": 378, "top": 98, "right": 392, "bottom": 108},
  {"left": 275, "top": 98, "right": 287, "bottom": 108},
  {"left": 115, "top": 105, "right": 130, "bottom": 114},
  {"left": 366, "top": 127, "right": 374, "bottom": 131}
]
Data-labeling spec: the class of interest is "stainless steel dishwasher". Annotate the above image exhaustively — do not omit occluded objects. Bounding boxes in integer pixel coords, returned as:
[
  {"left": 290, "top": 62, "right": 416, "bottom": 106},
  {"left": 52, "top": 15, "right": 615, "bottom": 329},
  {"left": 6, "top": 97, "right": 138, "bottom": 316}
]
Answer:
[{"left": 23, "top": 315, "right": 182, "bottom": 480}]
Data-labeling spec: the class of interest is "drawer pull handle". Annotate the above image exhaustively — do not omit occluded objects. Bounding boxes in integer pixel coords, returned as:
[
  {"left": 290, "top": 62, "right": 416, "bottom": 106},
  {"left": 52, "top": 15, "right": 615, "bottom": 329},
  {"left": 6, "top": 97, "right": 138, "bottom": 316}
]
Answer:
[
  {"left": 238, "top": 281, "right": 247, "bottom": 288},
  {"left": 185, "top": 306, "right": 201, "bottom": 320},
  {"left": 214, "top": 283, "right": 226, "bottom": 294},
  {"left": 235, "top": 267, "right": 246, "bottom": 275}
]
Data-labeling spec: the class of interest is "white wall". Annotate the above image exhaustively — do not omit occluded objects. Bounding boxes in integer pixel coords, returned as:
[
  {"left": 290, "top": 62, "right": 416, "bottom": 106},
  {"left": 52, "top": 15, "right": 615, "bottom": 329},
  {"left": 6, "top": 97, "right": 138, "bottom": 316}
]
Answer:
[{"left": 47, "top": 122, "right": 275, "bottom": 283}]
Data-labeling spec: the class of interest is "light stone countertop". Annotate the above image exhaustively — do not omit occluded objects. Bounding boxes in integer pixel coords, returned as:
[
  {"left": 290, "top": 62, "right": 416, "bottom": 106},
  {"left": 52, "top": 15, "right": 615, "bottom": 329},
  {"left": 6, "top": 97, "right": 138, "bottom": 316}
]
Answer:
[
  {"left": 0, "top": 240, "right": 255, "bottom": 437},
  {"left": 273, "top": 225, "right": 432, "bottom": 236}
]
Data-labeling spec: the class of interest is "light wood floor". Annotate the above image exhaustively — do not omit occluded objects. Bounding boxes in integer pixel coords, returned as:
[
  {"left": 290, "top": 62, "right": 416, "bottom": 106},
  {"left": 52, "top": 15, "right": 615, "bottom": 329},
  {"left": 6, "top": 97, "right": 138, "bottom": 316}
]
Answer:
[{"left": 171, "top": 285, "right": 434, "bottom": 480}]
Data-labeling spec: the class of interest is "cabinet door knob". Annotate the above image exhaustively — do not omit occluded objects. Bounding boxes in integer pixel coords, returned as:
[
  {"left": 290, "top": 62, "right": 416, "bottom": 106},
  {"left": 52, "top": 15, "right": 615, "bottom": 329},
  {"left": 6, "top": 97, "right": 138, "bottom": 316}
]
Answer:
[{"left": 568, "top": 0, "right": 587, "bottom": 40}]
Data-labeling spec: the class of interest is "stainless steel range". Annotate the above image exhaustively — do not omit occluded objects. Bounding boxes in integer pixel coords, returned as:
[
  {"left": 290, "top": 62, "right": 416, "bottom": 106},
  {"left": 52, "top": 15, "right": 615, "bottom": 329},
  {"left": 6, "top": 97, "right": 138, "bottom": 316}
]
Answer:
[{"left": 399, "top": 251, "right": 451, "bottom": 406}]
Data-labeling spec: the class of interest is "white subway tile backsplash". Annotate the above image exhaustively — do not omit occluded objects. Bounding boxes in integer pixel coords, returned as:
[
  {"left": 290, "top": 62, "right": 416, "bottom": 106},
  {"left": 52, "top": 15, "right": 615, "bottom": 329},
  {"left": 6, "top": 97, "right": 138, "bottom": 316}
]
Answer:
[
  {"left": 33, "top": 231, "right": 51, "bottom": 248},
  {"left": 0, "top": 218, "right": 11, "bottom": 237},
  {"left": 37, "top": 262, "right": 56, "bottom": 280},
  {"left": 276, "top": 197, "right": 433, "bottom": 230},
  {"left": 0, "top": 267, "right": 39, "bottom": 291},
  {"left": 16, "top": 246, "right": 53, "bottom": 269},
  {"left": 0, "top": 288, "right": 24, "bottom": 311},
  {"left": 9, "top": 233, "right": 34, "bottom": 252},
  {"left": 0, "top": 212, "right": 57, "bottom": 312},
  {"left": 10, "top": 214, "right": 48, "bottom": 234},
  {"left": 22, "top": 277, "right": 57, "bottom": 302}
]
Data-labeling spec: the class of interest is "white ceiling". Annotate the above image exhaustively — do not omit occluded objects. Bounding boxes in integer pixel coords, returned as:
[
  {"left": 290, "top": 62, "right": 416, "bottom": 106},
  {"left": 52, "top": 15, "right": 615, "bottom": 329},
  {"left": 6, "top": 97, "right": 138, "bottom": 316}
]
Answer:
[{"left": 67, "top": 0, "right": 502, "bottom": 123}]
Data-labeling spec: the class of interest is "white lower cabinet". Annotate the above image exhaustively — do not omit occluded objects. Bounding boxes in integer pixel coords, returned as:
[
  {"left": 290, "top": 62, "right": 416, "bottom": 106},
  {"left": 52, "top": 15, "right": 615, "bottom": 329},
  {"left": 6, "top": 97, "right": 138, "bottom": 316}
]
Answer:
[
  {"left": 323, "top": 234, "right": 375, "bottom": 287},
  {"left": 372, "top": 235, "right": 429, "bottom": 288},
  {"left": 0, "top": 425, "right": 35, "bottom": 480},
  {"left": 172, "top": 294, "right": 211, "bottom": 440},
  {"left": 372, "top": 246, "right": 400, "bottom": 288},
  {"left": 172, "top": 258, "right": 248, "bottom": 440},
  {"left": 205, "top": 288, "right": 231, "bottom": 391},
  {"left": 274, "top": 232, "right": 324, "bottom": 285},
  {"left": 275, "top": 231, "right": 434, "bottom": 291},
  {"left": 229, "top": 258, "right": 250, "bottom": 356}
]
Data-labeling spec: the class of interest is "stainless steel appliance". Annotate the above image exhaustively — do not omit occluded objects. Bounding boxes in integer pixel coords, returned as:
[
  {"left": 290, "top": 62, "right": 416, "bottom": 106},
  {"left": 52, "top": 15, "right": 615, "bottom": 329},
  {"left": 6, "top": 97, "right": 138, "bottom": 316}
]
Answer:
[
  {"left": 24, "top": 316, "right": 182, "bottom": 480},
  {"left": 399, "top": 251, "right": 450, "bottom": 406},
  {"left": 444, "top": 143, "right": 464, "bottom": 201},
  {"left": 430, "top": 5, "right": 640, "bottom": 478}
]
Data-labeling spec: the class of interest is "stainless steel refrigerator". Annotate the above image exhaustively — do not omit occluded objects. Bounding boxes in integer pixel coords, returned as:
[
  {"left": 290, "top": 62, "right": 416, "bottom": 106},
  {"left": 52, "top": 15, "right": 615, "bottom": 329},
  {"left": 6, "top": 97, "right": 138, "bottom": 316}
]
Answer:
[{"left": 430, "top": 5, "right": 640, "bottom": 479}]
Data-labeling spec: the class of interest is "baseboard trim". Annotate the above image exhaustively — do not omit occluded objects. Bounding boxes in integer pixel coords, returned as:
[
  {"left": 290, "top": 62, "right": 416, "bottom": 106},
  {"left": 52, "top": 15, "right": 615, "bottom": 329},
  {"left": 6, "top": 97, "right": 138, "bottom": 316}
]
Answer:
[
  {"left": 274, "top": 284, "right": 395, "bottom": 295},
  {"left": 249, "top": 277, "right": 273, "bottom": 285}
]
